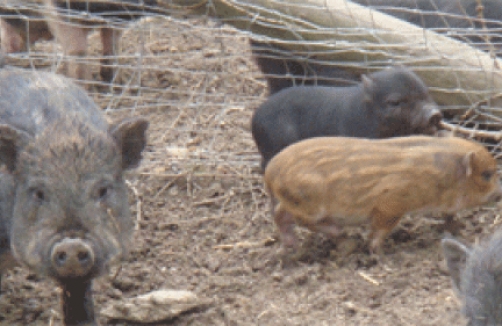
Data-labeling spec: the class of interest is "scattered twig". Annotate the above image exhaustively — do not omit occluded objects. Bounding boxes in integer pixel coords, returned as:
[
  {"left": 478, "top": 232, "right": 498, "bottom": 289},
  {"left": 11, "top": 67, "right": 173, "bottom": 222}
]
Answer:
[
  {"left": 110, "top": 265, "right": 123, "bottom": 283},
  {"left": 48, "top": 309, "right": 60, "bottom": 326},
  {"left": 193, "top": 192, "right": 233, "bottom": 207},
  {"left": 342, "top": 301, "right": 374, "bottom": 314},
  {"left": 357, "top": 271, "right": 380, "bottom": 286},
  {"left": 125, "top": 179, "right": 143, "bottom": 230},
  {"left": 462, "top": 94, "right": 502, "bottom": 123},
  {"left": 491, "top": 214, "right": 502, "bottom": 227},
  {"left": 213, "top": 238, "right": 276, "bottom": 250}
]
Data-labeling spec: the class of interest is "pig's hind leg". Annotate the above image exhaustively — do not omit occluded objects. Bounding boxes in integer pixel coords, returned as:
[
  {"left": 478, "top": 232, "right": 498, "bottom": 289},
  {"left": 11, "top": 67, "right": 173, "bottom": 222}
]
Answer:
[
  {"left": 100, "top": 27, "right": 121, "bottom": 82},
  {"left": 308, "top": 217, "right": 342, "bottom": 240},
  {"left": 0, "top": 19, "right": 24, "bottom": 53},
  {"left": 274, "top": 206, "right": 299, "bottom": 249}
]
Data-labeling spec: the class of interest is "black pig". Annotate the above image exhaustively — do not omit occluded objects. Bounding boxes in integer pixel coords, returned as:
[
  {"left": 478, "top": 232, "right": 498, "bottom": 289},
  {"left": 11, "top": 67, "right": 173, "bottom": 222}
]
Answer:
[
  {"left": 442, "top": 231, "right": 502, "bottom": 325},
  {"left": 0, "top": 66, "right": 148, "bottom": 325},
  {"left": 249, "top": 39, "right": 359, "bottom": 94},
  {"left": 251, "top": 66, "right": 442, "bottom": 170}
]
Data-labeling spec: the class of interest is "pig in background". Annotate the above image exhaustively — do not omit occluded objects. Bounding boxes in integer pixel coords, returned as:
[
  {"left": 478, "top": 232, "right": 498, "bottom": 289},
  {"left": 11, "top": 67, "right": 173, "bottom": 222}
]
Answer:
[
  {"left": 251, "top": 0, "right": 502, "bottom": 94},
  {"left": 264, "top": 135, "right": 502, "bottom": 253},
  {"left": 442, "top": 229, "right": 502, "bottom": 326},
  {"left": 0, "top": 66, "right": 148, "bottom": 325},
  {"left": 251, "top": 66, "right": 442, "bottom": 171},
  {"left": 249, "top": 39, "right": 360, "bottom": 94},
  {"left": 0, "top": 0, "right": 160, "bottom": 81}
]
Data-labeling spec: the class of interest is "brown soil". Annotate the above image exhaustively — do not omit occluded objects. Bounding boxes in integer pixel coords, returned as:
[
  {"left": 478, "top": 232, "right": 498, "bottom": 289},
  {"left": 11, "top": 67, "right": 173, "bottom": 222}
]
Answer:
[{"left": 0, "top": 15, "right": 498, "bottom": 326}]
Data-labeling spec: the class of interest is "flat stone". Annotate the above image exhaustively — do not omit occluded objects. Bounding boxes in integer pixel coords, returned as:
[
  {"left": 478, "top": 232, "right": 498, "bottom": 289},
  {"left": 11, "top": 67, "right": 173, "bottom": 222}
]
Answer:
[{"left": 101, "top": 289, "right": 211, "bottom": 323}]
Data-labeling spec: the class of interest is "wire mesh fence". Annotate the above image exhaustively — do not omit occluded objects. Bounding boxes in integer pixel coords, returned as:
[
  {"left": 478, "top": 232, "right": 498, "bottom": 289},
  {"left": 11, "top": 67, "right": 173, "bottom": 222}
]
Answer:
[
  {"left": 2, "top": 0, "right": 502, "bottom": 167},
  {"left": 1, "top": 2, "right": 502, "bottom": 324}
]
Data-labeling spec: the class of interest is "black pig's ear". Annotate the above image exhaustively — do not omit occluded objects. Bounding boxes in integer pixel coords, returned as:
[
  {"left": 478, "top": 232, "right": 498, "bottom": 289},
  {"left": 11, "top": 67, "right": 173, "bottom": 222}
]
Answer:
[
  {"left": 441, "top": 237, "right": 470, "bottom": 295},
  {"left": 109, "top": 117, "right": 149, "bottom": 170},
  {"left": 361, "top": 74, "right": 374, "bottom": 102},
  {"left": 0, "top": 124, "right": 31, "bottom": 172}
]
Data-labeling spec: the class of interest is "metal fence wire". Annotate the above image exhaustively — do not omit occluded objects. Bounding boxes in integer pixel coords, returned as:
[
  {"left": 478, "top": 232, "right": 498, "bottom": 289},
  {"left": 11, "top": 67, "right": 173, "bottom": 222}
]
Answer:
[{"left": 2, "top": 2, "right": 502, "bottom": 325}]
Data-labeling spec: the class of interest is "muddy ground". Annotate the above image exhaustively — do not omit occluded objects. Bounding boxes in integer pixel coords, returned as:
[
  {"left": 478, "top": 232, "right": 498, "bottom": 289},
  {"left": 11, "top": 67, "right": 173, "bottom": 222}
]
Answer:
[{"left": 0, "top": 15, "right": 499, "bottom": 326}]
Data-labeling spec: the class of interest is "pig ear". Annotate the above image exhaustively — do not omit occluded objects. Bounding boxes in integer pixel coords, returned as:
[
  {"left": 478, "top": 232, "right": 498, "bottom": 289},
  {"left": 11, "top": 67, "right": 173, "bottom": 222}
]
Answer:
[
  {"left": 361, "top": 74, "right": 374, "bottom": 102},
  {"left": 441, "top": 237, "right": 471, "bottom": 294},
  {"left": 109, "top": 118, "right": 149, "bottom": 170},
  {"left": 0, "top": 124, "right": 31, "bottom": 172}
]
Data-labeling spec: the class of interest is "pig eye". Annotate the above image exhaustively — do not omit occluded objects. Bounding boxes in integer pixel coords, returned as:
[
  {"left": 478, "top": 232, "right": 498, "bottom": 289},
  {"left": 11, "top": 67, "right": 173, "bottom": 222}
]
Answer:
[
  {"left": 387, "top": 97, "right": 406, "bottom": 107},
  {"left": 96, "top": 185, "right": 113, "bottom": 200},
  {"left": 98, "top": 187, "right": 109, "bottom": 199},
  {"left": 389, "top": 99, "right": 404, "bottom": 107},
  {"left": 481, "top": 171, "right": 494, "bottom": 181}
]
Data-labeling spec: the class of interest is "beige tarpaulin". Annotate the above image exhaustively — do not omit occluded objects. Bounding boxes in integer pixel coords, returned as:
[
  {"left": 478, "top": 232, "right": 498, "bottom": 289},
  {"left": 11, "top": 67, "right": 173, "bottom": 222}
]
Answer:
[{"left": 159, "top": 0, "right": 502, "bottom": 109}]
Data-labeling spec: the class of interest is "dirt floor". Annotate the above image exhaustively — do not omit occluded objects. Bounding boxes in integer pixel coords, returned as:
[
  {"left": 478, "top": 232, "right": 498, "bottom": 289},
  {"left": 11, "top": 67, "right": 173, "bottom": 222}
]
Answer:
[{"left": 0, "top": 14, "right": 500, "bottom": 326}]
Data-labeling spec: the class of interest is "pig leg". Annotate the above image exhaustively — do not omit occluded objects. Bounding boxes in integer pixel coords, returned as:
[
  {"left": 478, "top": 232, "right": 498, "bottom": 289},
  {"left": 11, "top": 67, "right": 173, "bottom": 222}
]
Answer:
[
  {"left": 369, "top": 211, "right": 402, "bottom": 254},
  {"left": 274, "top": 206, "right": 298, "bottom": 248},
  {"left": 0, "top": 19, "right": 24, "bottom": 53},
  {"left": 100, "top": 27, "right": 121, "bottom": 82},
  {"left": 308, "top": 217, "right": 342, "bottom": 239},
  {"left": 43, "top": 0, "right": 89, "bottom": 80},
  {"left": 47, "top": 20, "right": 90, "bottom": 81},
  {"left": 0, "top": 250, "right": 18, "bottom": 293},
  {"left": 60, "top": 280, "right": 95, "bottom": 325}
]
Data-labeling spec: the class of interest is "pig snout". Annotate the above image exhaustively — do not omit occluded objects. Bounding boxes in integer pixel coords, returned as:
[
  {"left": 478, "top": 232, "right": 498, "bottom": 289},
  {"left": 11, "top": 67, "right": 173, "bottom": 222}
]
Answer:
[
  {"left": 51, "top": 239, "right": 95, "bottom": 279},
  {"left": 427, "top": 109, "right": 442, "bottom": 129},
  {"left": 413, "top": 104, "right": 442, "bottom": 134}
]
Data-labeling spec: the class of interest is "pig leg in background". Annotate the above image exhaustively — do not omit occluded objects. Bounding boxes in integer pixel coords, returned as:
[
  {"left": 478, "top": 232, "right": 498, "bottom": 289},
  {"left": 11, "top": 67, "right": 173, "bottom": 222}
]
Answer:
[
  {"left": 46, "top": 23, "right": 121, "bottom": 82},
  {"left": 0, "top": 19, "right": 23, "bottom": 53},
  {"left": 308, "top": 217, "right": 342, "bottom": 240},
  {"left": 0, "top": 250, "right": 17, "bottom": 293},
  {"left": 46, "top": 19, "right": 90, "bottom": 81},
  {"left": 249, "top": 39, "right": 360, "bottom": 94},
  {"left": 0, "top": 14, "right": 53, "bottom": 54},
  {"left": 100, "top": 27, "right": 121, "bottom": 82},
  {"left": 61, "top": 280, "right": 95, "bottom": 325}
]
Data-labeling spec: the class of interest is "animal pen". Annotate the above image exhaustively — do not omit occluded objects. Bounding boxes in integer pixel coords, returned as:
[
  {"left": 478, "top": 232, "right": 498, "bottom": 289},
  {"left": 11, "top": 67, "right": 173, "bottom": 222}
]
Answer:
[{"left": 0, "top": 0, "right": 502, "bottom": 325}]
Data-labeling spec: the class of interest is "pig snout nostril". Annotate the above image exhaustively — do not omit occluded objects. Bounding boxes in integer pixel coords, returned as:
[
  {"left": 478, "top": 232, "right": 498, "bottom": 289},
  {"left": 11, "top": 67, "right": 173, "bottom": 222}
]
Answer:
[
  {"left": 55, "top": 251, "right": 67, "bottom": 266},
  {"left": 50, "top": 239, "right": 95, "bottom": 278},
  {"left": 77, "top": 251, "right": 90, "bottom": 264}
]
